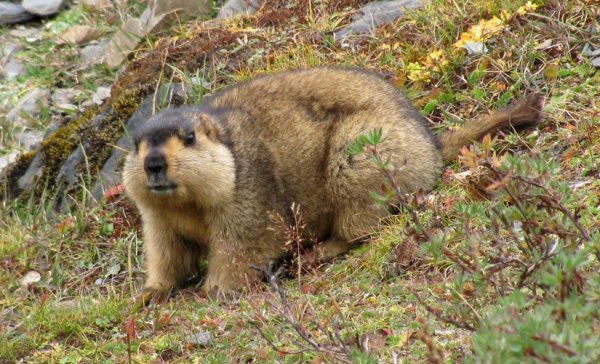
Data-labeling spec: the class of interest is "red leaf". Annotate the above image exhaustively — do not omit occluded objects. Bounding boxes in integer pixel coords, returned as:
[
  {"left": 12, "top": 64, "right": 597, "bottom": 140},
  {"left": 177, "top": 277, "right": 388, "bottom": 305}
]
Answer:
[{"left": 126, "top": 317, "right": 136, "bottom": 341}]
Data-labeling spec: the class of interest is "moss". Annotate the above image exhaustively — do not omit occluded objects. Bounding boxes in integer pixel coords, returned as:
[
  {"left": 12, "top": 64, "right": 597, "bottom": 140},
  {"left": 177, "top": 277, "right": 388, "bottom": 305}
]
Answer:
[
  {"left": 40, "top": 105, "right": 100, "bottom": 177},
  {"left": 76, "top": 88, "right": 145, "bottom": 183}
]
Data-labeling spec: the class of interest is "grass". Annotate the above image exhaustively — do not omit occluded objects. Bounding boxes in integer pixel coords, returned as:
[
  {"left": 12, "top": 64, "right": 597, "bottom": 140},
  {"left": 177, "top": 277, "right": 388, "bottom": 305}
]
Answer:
[{"left": 1, "top": 0, "right": 599, "bottom": 362}]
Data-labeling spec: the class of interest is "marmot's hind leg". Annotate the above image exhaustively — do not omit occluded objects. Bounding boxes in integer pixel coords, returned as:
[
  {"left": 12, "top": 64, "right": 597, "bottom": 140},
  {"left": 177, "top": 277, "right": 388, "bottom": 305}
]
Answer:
[{"left": 315, "top": 201, "right": 385, "bottom": 262}]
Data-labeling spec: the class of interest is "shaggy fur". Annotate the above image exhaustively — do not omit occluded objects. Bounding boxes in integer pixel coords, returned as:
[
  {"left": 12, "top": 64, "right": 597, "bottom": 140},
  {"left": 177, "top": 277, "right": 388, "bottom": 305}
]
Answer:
[{"left": 122, "top": 67, "right": 544, "bottom": 299}]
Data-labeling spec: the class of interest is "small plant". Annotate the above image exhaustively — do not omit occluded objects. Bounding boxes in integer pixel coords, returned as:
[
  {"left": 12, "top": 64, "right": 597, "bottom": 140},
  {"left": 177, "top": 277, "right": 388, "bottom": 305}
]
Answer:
[{"left": 349, "top": 129, "right": 599, "bottom": 361}]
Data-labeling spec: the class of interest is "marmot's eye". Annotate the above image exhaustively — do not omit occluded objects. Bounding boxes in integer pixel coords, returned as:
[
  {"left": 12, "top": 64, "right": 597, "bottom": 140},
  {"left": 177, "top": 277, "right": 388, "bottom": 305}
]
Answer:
[{"left": 184, "top": 131, "right": 195, "bottom": 146}]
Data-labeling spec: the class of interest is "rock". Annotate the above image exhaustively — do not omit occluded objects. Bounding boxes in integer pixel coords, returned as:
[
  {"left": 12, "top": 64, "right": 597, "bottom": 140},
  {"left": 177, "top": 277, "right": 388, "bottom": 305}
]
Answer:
[
  {"left": 104, "top": 18, "right": 145, "bottom": 68},
  {"left": 187, "top": 331, "right": 211, "bottom": 346},
  {"left": 92, "top": 86, "right": 111, "bottom": 105},
  {"left": 0, "top": 151, "right": 19, "bottom": 174},
  {"left": 5, "top": 88, "right": 50, "bottom": 125},
  {"left": 22, "top": 0, "right": 66, "bottom": 16},
  {"left": 463, "top": 41, "right": 488, "bottom": 55},
  {"left": 80, "top": 43, "right": 107, "bottom": 67},
  {"left": 9, "top": 27, "right": 42, "bottom": 41},
  {"left": 0, "top": 2, "right": 34, "bottom": 25},
  {"left": 80, "top": 0, "right": 112, "bottom": 10},
  {"left": 149, "top": 0, "right": 212, "bottom": 22},
  {"left": 16, "top": 152, "right": 43, "bottom": 190},
  {"left": 1, "top": 42, "right": 23, "bottom": 58},
  {"left": 334, "top": 0, "right": 425, "bottom": 40},
  {"left": 51, "top": 87, "right": 78, "bottom": 110},
  {"left": 1, "top": 58, "right": 25, "bottom": 79},
  {"left": 19, "top": 271, "right": 41, "bottom": 288},
  {"left": 15, "top": 129, "right": 44, "bottom": 151},
  {"left": 592, "top": 57, "right": 600, "bottom": 68},
  {"left": 105, "top": 0, "right": 212, "bottom": 68},
  {"left": 51, "top": 88, "right": 76, "bottom": 104},
  {"left": 218, "top": 0, "right": 261, "bottom": 19},
  {"left": 15, "top": 122, "right": 60, "bottom": 191}
]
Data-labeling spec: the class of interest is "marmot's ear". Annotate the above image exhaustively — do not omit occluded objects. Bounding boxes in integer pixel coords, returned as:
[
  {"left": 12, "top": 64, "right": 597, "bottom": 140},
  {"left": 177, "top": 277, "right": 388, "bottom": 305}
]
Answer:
[{"left": 194, "top": 114, "right": 220, "bottom": 143}]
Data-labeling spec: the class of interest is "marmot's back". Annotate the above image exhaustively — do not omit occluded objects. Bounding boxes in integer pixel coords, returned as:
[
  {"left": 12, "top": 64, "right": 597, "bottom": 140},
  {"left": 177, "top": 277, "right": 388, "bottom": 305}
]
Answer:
[{"left": 205, "top": 67, "right": 443, "bottom": 202}]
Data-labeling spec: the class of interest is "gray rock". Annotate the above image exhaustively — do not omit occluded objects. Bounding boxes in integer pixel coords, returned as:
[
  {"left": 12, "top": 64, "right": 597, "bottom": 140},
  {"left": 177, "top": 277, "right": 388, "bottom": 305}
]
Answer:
[
  {"left": 334, "top": 0, "right": 425, "bottom": 40},
  {"left": 0, "top": 151, "right": 19, "bottom": 175},
  {"left": 80, "top": 0, "right": 111, "bottom": 9},
  {"left": 218, "top": 0, "right": 261, "bottom": 19},
  {"left": 0, "top": 2, "right": 34, "bottom": 25},
  {"left": 80, "top": 43, "right": 107, "bottom": 67},
  {"left": 17, "top": 152, "right": 43, "bottom": 190},
  {"left": 92, "top": 86, "right": 111, "bottom": 105},
  {"left": 187, "top": 331, "right": 211, "bottom": 346},
  {"left": 1, "top": 58, "right": 25, "bottom": 79},
  {"left": 51, "top": 88, "right": 77, "bottom": 107},
  {"left": 16, "top": 122, "right": 60, "bottom": 191},
  {"left": 592, "top": 57, "right": 600, "bottom": 68},
  {"left": 15, "top": 129, "right": 43, "bottom": 151},
  {"left": 1, "top": 42, "right": 23, "bottom": 58},
  {"left": 22, "top": 0, "right": 66, "bottom": 16},
  {"left": 464, "top": 41, "right": 488, "bottom": 55},
  {"left": 6, "top": 88, "right": 50, "bottom": 125},
  {"left": 9, "top": 27, "right": 42, "bottom": 41}
]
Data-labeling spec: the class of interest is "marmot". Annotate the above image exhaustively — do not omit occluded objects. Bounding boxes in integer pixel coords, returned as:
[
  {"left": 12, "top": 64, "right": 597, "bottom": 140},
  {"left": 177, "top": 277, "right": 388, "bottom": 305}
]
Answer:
[{"left": 122, "top": 67, "right": 543, "bottom": 301}]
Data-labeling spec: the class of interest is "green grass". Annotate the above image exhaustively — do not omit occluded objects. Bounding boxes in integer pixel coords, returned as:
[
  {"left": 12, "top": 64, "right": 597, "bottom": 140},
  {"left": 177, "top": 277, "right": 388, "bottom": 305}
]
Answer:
[{"left": 1, "top": 0, "right": 599, "bottom": 362}]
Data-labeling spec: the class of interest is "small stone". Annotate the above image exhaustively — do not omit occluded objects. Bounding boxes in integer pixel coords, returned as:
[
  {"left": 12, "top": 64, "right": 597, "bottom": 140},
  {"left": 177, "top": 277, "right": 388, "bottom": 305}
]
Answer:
[
  {"left": 0, "top": 42, "right": 23, "bottom": 58},
  {"left": 218, "top": 0, "right": 260, "bottom": 19},
  {"left": 592, "top": 57, "right": 600, "bottom": 68},
  {"left": 16, "top": 129, "right": 44, "bottom": 151},
  {"left": 22, "top": 0, "right": 66, "bottom": 16},
  {"left": 92, "top": 86, "right": 111, "bottom": 105},
  {"left": 335, "top": 0, "right": 424, "bottom": 40},
  {"left": 19, "top": 271, "right": 41, "bottom": 288},
  {"left": 51, "top": 88, "right": 77, "bottom": 106},
  {"left": 1, "top": 58, "right": 26, "bottom": 79},
  {"left": 6, "top": 88, "right": 50, "bottom": 125},
  {"left": 80, "top": 0, "right": 112, "bottom": 10},
  {"left": 9, "top": 27, "right": 42, "bottom": 41},
  {"left": 464, "top": 41, "right": 488, "bottom": 55},
  {"left": 104, "top": 18, "right": 145, "bottom": 68},
  {"left": 0, "top": 2, "right": 34, "bottom": 25},
  {"left": 0, "top": 151, "right": 19, "bottom": 174},
  {"left": 80, "top": 43, "right": 107, "bottom": 67},
  {"left": 187, "top": 331, "right": 211, "bottom": 346}
]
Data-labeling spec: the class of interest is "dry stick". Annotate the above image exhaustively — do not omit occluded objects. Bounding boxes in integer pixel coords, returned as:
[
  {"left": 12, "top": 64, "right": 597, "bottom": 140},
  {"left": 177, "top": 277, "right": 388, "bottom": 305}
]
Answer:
[
  {"left": 486, "top": 161, "right": 591, "bottom": 243},
  {"left": 252, "top": 264, "right": 352, "bottom": 363},
  {"left": 414, "top": 292, "right": 476, "bottom": 332}
]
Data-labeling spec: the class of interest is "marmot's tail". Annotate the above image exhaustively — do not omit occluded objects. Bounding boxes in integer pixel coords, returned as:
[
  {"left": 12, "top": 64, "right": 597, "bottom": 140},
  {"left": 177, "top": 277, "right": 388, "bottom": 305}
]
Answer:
[{"left": 437, "top": 94, "right": 545, "bottom": 162}]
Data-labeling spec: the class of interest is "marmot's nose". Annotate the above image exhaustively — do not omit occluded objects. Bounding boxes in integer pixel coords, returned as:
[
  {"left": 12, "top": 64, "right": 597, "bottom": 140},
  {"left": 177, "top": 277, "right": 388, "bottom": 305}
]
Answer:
[{"left": 144, "top": 153, "right": 167, "bottom": 175}]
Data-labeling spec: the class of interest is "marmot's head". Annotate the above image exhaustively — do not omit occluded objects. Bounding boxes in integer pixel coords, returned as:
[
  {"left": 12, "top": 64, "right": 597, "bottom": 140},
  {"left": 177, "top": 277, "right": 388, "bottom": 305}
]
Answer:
[{"left": 122, "top": 107, "right": 235, "bottom": 208}]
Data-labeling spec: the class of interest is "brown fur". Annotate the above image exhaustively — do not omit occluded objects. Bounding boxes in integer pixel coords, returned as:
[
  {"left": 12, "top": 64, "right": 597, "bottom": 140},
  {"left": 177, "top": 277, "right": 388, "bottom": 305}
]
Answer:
[{"left": 122, "top": 67, "right": 543, "bottom": 299}]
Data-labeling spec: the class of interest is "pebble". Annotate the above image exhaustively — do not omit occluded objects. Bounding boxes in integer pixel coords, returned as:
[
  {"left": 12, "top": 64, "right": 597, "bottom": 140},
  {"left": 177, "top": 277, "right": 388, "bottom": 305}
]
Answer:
[
  {"left": 22, "top": 0, "right": 66, "bottom": 17},
  {"left": 92, "top": 86, "right": 111, "bottom": 105},
  {"left": 187, "top": 331, "right": 212, "bottom": 346},
  {"left": 6, "top": 88, "right": 50, "bottom": 125},
  {"left": 1, "top": 58, "right": 26, "bottom": 79},
  {"left": 80, "top": 43, "right": 107, "bottom": 67},
  {"left": 0, "top": 2, "right": 34, "bottom": 25},
  {"left": 0, "top": 151, "right": 19, "bottom": 174}
]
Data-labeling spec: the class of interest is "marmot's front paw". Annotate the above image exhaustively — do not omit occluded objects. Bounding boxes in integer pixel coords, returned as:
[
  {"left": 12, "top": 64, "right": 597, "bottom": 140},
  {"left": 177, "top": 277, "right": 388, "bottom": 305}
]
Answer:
[{"left": 132, "top": 287, "right": 171, "bottom": 311}]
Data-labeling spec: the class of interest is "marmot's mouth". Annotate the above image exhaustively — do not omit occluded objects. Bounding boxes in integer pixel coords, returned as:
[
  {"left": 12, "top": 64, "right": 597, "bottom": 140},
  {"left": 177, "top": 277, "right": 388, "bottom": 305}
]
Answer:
[{"left": 147, "top": 183, "right": 177, "bottom": 194}]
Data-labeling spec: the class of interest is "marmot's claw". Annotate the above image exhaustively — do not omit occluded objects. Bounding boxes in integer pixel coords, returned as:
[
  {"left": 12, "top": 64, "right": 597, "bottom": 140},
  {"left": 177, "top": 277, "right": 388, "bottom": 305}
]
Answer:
[{"left": 132, "top": 288, "right": 170, "bottom": 311}]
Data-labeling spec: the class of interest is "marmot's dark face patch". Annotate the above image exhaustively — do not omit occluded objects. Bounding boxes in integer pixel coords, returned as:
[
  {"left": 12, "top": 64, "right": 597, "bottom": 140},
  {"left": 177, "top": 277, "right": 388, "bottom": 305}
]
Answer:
[{"left": 123, "top": 109, "right": 236, "bottom": 206}]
